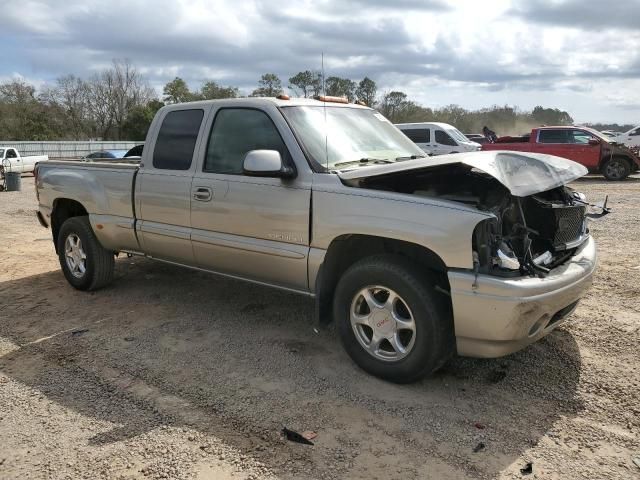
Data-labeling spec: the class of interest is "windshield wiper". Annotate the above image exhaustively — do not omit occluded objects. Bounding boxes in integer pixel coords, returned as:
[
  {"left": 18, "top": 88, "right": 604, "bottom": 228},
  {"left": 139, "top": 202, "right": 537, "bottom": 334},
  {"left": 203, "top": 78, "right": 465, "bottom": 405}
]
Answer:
[
  {"left": 333, "top": 158, "right": 394, "bottom": 168},
  {"left": 395, "top": 155, "right": 426, "bottom": 161}
]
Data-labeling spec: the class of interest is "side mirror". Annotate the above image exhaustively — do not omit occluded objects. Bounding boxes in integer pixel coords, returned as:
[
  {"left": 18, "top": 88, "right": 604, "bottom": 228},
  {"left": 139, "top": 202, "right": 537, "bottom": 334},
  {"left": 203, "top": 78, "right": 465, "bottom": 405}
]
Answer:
[
  {"left": 588, "top": 138, "right": 600, "bottom": 146},
  {"left": 243, "top": 150, "right": 296, "bottom": 178}
]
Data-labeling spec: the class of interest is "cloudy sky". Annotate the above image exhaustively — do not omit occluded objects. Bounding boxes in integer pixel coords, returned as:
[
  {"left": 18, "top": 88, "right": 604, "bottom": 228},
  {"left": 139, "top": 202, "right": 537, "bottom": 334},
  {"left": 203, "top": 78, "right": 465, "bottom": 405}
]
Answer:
[{"left": 2, "top": 0, "right": 639, "bottom": 123}]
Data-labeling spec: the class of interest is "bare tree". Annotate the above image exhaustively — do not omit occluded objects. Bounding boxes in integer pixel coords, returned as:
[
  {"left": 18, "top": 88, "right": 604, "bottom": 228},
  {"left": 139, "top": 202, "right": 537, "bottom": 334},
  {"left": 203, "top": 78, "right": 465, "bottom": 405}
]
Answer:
[
  {"left": 86, "top": 59, "right": 154, "bottom": 139},
  {"left": 41, "top": 75, "right": 91, "bottom": 139}
]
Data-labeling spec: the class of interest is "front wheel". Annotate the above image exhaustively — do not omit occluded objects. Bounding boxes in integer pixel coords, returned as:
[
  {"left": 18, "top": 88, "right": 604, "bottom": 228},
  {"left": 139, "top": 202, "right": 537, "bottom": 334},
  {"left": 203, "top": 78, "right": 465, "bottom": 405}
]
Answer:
[
  {"left": 57, "top": 216, "right": 114, "bottom": 291},
  {"left": 602, "top": 157, "right": 631, "bottom": 181},
  {"left": 333, "top": 255, "right": 453, "bottom": 383}
]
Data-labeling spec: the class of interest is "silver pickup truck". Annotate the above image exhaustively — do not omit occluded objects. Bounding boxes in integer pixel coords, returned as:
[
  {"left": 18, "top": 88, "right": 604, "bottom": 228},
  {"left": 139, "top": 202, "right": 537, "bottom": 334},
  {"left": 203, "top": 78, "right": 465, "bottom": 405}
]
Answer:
[{"left": 35, "top": 97, "right": 597, "bottom": 382}]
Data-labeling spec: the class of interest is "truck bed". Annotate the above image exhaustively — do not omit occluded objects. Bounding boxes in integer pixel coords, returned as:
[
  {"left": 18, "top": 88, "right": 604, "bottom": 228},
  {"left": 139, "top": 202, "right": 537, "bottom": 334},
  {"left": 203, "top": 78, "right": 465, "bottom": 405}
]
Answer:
[{"left": 36, "top": 160, "right": 140, "bottom": 252}]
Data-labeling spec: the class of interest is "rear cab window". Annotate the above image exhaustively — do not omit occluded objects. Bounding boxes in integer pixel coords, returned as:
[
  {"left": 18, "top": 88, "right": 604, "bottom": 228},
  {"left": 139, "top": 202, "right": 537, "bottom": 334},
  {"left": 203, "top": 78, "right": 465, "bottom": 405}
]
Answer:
[
  {"left": 153, "top": 109, "right": 204, "bottom": 170},
  {"left": 538, "top": 129, "right": 569, "bottom": 144}
]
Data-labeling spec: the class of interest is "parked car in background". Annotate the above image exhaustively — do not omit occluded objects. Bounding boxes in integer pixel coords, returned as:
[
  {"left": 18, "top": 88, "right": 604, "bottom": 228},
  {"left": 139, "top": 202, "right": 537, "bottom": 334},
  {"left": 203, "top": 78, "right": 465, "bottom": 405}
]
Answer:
[
  {"left": 464, "top": 133, "right": 489, "bottom": 144},
  {"left": 35, "top": 97, "right": 597, "bottom": 383},
  {"left": 124, "top": 144, "right": 144, "bottom": 158},
  {"left": 482, "top": 126, "right": 640, "bottom": 180},
  {"left": 600, "top": 130, "right": 620, "bottom": 138},
  {"left": 396, "top": 122, "right": 481, "bottom": 156},
  {"left": 83, "top": 149, "right": 129, "bottom": 161},
  {"left": 0, "top": 147, "right": 48, "bottom": 176},
  {"left": 611, "top": 125, "right": 640, "bottom": 148}
]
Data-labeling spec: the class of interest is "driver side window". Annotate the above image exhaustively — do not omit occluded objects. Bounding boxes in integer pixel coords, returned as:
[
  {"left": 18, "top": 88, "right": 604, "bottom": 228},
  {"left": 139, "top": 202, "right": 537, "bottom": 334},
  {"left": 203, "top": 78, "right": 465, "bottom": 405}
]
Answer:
[
  {"left": 569, "top": 130, "right": 593, "bottom": 144},
  {"left": 204, "top": 108, "right": 289, "bottom": 174},
  {"left": 435, "top": 130, "right": 457, "bottom": 146},
  {"left": 6, "top": 149, "right": 17, "bottom": 158}
]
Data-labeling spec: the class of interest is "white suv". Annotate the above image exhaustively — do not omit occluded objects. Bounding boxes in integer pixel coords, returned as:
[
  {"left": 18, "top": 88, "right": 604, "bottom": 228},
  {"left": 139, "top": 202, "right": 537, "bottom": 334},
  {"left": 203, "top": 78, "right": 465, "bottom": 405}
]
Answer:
[{"left": 396, "top": 122, "right": 481, "bottom": 156}]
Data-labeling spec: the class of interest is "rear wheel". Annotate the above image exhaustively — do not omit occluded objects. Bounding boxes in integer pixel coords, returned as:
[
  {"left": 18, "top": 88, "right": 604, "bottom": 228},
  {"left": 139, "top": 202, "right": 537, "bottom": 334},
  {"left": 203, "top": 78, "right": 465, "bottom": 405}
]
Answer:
[
  {"left": 602, "top": 157, "right": 631, "bottom": 181},
  {"left": 57, "top": 216, "right": 114, "bottom": 291},
  {"left": 333, "top": 255, "right": 453, "bottom": 383}
]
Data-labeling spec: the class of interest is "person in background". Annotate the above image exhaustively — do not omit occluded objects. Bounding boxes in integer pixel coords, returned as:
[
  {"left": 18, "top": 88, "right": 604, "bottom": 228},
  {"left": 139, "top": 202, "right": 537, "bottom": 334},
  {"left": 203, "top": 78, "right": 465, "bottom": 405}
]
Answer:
[{"left": 483, "top": 126, "right": 498, "bottom": 143}]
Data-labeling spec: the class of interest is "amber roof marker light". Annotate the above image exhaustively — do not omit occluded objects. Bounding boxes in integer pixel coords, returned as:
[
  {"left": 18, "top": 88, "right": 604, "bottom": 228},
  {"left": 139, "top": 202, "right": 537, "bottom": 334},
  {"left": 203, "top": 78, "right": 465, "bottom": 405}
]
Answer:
[
  {"left": 314, "top": 95, "right": 349, "bottom": 104},
  {"left": 276, "top": 94, "right": 290, "bottom": 100}
]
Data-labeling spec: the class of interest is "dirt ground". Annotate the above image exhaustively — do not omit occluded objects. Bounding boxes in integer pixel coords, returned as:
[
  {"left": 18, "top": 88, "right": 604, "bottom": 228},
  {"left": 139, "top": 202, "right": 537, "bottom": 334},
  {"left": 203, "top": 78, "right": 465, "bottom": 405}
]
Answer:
[{"left": 1, "top": 175, "right": 639, "bottom": 480}]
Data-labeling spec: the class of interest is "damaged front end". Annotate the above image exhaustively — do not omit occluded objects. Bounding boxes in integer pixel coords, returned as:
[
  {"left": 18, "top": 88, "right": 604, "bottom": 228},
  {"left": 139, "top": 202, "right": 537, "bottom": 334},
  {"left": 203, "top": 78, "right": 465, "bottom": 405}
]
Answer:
[
  {"left": 339, "top": 151, "right": 606, "bottom": 278},
  {"left": 473, "top": 187, "right": 591, "bottom": 278}
]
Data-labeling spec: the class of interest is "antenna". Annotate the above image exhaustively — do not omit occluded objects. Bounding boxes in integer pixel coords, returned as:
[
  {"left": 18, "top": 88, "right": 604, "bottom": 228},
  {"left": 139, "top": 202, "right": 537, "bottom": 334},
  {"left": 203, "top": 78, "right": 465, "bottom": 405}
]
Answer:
[{"left": 322, "top": 52, "right": 328, "bottom": 169}]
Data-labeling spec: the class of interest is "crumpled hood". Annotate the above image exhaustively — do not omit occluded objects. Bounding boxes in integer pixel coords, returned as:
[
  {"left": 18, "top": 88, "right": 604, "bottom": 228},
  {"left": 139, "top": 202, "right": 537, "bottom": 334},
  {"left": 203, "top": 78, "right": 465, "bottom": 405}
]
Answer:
[{"left": 337, "top": 150, "right": 588, "bottom": 197}]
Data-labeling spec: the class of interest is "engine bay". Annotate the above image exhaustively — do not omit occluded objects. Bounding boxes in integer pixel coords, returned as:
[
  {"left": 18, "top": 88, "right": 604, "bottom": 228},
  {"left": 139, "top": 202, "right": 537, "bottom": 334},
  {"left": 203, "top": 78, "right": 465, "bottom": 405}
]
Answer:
[{"left": 350, "top": 164, "right": 588, "bottom": 277}]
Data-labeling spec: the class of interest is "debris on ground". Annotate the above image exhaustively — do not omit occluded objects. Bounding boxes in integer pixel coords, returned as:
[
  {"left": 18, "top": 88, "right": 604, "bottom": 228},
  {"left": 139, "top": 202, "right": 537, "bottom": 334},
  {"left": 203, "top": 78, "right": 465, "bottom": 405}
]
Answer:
[
  {"left": 632, "top": 455, "right": 640, "bottom": 469},
  {"left": 301, "top": 431, "right": 317, "bottom": 441},
  {"left": 520, "top": 462, "right": 533, "bottom": 475},
  {"left": 474, "top": 422, "right": 486, "bottom": 430},
  {"left": 281, "top": 427, "right": 314, "bottom": 445},
  {"left": 473, "top": 442, "right": 485, "bottom": 453},
  {"left": 70, "top": 328, "right": 89, "bottom": 337}
]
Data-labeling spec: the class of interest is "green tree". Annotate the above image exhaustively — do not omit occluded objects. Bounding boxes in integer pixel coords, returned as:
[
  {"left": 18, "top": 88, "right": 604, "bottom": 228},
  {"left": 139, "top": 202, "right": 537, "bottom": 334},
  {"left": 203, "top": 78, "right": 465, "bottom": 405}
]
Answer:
[
  {"left": 531, "top": 106, "right": 574, "bottom": 126},
  {"left": 356, "top": 77, "right": 377, "bottom": 106},
  {"left": 122, "top": 99, "right": 164, "bottom": 140},
  {"left": 200, "top": 81, "right": 239, "bottom": 100},
  {"left": 288, "top": 70, "right": 322, "bottom": 98},
  {"left": 325, "top": 76, "right": 357, "bottom": 101},
  {"left": 0, "top": 79, "right": 66, "bottom": 140},
  {"left": 378, "top": 91, "right": 407, "bottom": 121},
  {"left": 163, "top": 77, "right": 193, "bottom": 104},
  {"left": 250, "top": 73, "right": 283, "bottom": 97}
]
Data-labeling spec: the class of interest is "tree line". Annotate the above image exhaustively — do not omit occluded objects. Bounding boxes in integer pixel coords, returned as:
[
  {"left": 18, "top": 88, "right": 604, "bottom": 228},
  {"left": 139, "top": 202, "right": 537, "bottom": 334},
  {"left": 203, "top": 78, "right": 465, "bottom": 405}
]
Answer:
[{"left": 1, "top": 59, "right": 619, "bottom": 142}]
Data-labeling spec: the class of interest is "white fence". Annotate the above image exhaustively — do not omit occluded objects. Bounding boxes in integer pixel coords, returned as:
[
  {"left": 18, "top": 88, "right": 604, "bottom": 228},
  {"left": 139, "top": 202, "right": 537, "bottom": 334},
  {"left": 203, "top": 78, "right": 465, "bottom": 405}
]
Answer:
[{"left": 0, "top": 141, "right": 143, "bottom": 159}]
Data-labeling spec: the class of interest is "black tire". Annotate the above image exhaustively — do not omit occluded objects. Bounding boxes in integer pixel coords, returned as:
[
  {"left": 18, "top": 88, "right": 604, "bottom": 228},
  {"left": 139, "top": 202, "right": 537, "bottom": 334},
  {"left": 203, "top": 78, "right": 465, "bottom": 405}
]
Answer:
[
  {"left": 601, "top": 157, "right": 631, "bottom": 181},
  {"left": 57, "top": 216, "right": 114, "bottom": 291},
  {"left": 333, "top": 255, "right": 454, "bottom": 383}
]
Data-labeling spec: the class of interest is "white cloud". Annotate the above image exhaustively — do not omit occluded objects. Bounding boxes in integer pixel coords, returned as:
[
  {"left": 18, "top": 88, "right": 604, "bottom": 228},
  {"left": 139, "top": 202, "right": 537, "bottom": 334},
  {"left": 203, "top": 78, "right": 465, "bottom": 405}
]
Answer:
[{"left": 1, "top": 0, "right": 638, "bottom": 122}]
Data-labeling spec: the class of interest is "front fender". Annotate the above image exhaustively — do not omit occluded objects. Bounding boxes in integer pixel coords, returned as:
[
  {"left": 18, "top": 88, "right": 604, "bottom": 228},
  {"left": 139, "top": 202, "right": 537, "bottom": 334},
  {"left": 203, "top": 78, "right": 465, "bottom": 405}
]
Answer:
[{"left": 311, "top": 188, "right": 491, "bottom": 270}]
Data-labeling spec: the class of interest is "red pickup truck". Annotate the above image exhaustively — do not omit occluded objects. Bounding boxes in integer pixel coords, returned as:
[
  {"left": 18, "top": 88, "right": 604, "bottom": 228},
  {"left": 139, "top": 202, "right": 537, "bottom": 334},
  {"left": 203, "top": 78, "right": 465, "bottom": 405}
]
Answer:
[{"left": 482, "top": 126, "right": 640, "bottom": 180}]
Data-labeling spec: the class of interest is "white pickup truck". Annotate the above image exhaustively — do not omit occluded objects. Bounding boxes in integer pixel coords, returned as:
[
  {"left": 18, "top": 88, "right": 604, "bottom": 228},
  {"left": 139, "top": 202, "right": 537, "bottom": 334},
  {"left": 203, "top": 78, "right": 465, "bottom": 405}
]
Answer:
[
  {"left": 612, "top": 125, "right": 640, "bottom": 148},
  {"left": 0, "top": 147, "right": 48, "bottom": 176}
]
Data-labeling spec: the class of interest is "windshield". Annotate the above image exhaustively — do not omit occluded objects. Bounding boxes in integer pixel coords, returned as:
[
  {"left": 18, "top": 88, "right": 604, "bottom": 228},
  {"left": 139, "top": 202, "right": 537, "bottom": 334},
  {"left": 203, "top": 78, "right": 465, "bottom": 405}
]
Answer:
[
  {"left": 281, "top": 106, "right": 425, "bottom": 171},
  {"left": 0, "top": 149, "right": 4, "bottom": 157},
  {"left": 446, "top": 127, "right": 470, "bottom": 143}
]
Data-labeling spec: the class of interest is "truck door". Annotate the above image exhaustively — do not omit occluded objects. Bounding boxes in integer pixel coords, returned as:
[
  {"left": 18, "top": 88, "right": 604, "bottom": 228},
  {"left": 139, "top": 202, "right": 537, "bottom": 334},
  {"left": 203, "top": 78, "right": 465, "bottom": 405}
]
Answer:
[
  {"left": 535, "top": 129, "right": 574, "bottom": 160},
  {"left": 568, "top": 129, "right": 601, "bottom": 170},
  {"left": 190, "top": 106, "right": 311, "bottom": 292},
  {"left": 400, "top": 128, "right": 433, "bottom": 155},
  {"left": 624, "top": 127, "right": 640, "bottom": 147},
  {"left": 136, "top": 107, "right": 206, "bottom": 264}
]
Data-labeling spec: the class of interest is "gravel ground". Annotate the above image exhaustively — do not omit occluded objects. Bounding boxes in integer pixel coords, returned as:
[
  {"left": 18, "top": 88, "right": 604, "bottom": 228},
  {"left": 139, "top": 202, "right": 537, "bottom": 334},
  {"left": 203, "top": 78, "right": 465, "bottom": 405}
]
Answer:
[{"left": 1, "top": 175, "right": 639, "bottom": 480}]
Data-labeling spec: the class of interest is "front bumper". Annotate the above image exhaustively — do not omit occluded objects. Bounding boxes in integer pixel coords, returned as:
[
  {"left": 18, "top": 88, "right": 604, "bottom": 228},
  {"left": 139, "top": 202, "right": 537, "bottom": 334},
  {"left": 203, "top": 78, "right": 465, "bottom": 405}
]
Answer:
[{"left": 448, "top": 236, "right": 597, "bottom": 358}]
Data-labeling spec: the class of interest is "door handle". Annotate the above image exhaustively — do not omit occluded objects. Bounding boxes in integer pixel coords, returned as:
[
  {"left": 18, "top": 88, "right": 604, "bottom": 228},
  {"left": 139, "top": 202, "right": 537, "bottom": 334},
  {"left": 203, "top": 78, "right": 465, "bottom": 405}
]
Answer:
[{"left": 193, "top": 187, "right": 212, "bottom": 202}]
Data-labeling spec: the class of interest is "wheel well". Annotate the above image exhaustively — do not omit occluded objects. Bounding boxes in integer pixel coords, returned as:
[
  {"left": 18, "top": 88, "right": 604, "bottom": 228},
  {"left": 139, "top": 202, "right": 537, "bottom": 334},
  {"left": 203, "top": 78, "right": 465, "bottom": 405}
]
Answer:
[
  {"left": 315, "top": 235, "right": 451, "bottom": 325},
  {"left": 600, "top": 155, "right": 632, "bottom": 171},
  {"left": 51, "top": 198, "right": 88, "bottom": 252}
]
